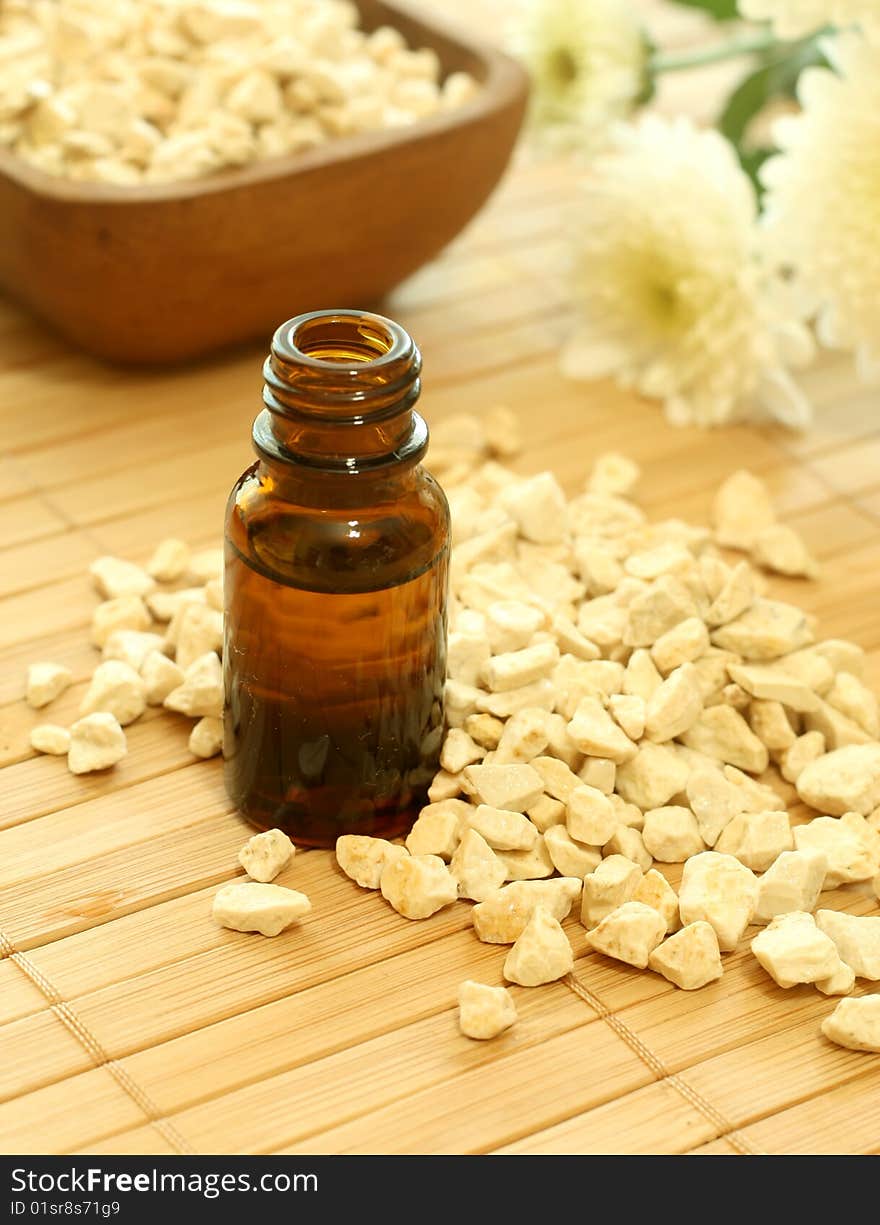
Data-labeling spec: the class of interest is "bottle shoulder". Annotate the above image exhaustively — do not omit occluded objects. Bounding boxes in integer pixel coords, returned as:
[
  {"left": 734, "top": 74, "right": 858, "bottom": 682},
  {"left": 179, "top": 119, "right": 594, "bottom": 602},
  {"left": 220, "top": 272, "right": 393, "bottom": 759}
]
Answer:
[{"left": 226, "top": 462, "right": 450, "bottom": 592}]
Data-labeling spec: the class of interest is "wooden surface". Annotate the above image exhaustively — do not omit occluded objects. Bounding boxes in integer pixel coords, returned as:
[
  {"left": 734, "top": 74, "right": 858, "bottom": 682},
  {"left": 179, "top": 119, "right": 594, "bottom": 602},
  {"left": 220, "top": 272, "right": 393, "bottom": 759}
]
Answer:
[
  {"left": 0, "top": 0, "right": 527, "bottom": 363},
  {"left": 1, "top": 1, "right": 879, "bottom": 1157}
]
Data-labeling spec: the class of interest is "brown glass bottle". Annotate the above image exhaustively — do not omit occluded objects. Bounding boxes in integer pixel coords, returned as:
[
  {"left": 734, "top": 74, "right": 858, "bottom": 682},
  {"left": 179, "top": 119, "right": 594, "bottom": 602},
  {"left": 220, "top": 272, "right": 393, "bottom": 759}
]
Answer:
[{"left": 223, "top": 310, "right": 449, "bottom": 847}]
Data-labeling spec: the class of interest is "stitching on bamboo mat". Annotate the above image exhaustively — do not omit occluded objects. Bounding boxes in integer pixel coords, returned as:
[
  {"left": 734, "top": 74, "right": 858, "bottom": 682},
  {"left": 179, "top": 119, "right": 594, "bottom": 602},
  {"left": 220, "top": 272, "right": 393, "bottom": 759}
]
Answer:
[
  {"left": 0, "top": 928, "right": 194, "bottom": 1155},
  {"left": 563, "top": 971, "right": 761, "bottom": 1156}
]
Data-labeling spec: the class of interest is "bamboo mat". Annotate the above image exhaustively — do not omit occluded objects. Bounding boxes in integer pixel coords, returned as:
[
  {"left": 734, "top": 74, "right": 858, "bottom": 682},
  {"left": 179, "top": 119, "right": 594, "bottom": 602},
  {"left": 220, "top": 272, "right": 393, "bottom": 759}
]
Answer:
[{"left": 2, "top": 1, "right": 879, "bottom": 1158}]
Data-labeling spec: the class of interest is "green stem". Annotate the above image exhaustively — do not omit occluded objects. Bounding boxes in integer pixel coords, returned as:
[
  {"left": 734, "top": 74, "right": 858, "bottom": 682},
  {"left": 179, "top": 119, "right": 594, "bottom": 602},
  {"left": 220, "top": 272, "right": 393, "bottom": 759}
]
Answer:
[{"left": 651, "top": 30, "right": 778, "bottom": 74}]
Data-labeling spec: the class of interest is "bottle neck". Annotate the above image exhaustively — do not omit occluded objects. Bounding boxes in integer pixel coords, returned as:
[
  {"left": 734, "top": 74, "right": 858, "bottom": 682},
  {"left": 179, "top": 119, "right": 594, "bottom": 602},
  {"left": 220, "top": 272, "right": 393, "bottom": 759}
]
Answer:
[{"left": 253, "top": 310, "right": 427, "bottom": 476}]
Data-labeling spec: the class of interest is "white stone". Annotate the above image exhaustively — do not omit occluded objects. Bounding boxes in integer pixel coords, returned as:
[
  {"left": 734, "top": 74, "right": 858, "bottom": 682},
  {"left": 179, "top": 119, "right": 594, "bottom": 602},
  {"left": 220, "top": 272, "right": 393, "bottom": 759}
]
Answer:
[
  {"left": 485, "top": 637, "right": 561, "bottom": 695},
  {"left": 712, "top": 469, "right": 776, "bottom": 550},
  {"left": 238, "top": 828, "right": 294, "bottom": 883},
  {"left": 544, "top": 825, "right": 602, "bottom": 878},
  {"left": 587, "top": 901, "right": 667, "bottom": 969},
  {"left": 164, "top": 652, "right": 223, "bottom": 719},
  {"left": 67, "top": 712, "right": 127, "bottom": 774},
  {"left": 26, "top": 661, "right": 73, "bottom": 709},
  {"left": 465, "top": 713, "right": 504, "bottom": 750},
  {"left": 380, "top": 854, "right": 458, "bottom": 920},
  {"left": 711, "top": 599, "right": 812, "bottom": 661},
  {"left": 146, "top": 538, "right": 190, "bottom": 582},
  {"left": 79, "top": 660, "right": 146, "bottom": 726},
  {"left": 463, "top": 804, "right": 537, "bottom": 852},
  {"left": 492, "top": 707, "right": 551, "bottom": 764},
  {"left": 146, "top": 587, "right": 206, "bottom": 623},
  {"left": 727, "top": 661, "right": 819, "bottom": 712},
  {"left": 444, "top": 680, "right": 482, "bottom": 728},
  {"left": 642, "top": 806, "right": 705, "bottom": 863},
  {"left": 91, "top": 596, "right": 151, "bottom": 646},
  {"left": 90, "top": 556, "right": 155, "bottom": 600},
  {"left": 530, "top": 755, "right": 583, "bottom": 802},
  {"left": 450, "top": 829, "right": 507, "bottom": 901},
  {"left": 644, "top": 662, "right": 703, "bottom": 742},
  {"left": 503, "top": 905, "right": 574, "bottom": 985},
  {"left": 815, "top": 910, "right": 880, "bottom": 980},
  {"left": 609, "top": 693, "right": 646, "bottom": 741},
  {"left": 172, "top": 603, "right": 223, "bottom": 671},
  {"left": 826, "top": 672, "right": 879, "bottom": 737},
  {"left": 476, "top": 679, "right": 556, "bottom": 719},
  {"left": 566, "top": 784, "right": 617, "bottom": 846},
  {"left": 752, "top": 523, "right": 819, "bottom": 579},
  {"left": 551, "top": 613, "right": 600, "bottom": 661},
  {"left": 439, "top": 727, "right": 483, "bottom": 775},
  {"left": 140, "top": 650, "right": 185, "bottom": 705},
  {"left": 497, "top": 472, "right": 568, "bottom": 544},
  {"left": 498, "top": 835, "right": 555, "bottom": 880},
  {"left": 103, "top": 629, "right": 166, "bottom": 671},
  {"left": 705, "top": 561, "right": 755, "bottom": 627},
  {"left": 793, "top": 815, "right": 878, "bottom": 887},
  {"left": 649, "top": 922, "right": 723, "bottom": 990},
  {"left": 821, "top": 996, "right": 880, "bottom": 1052},
  {"left": 722, "top": 766, "right": 786, "bottom": 812},
  {"left": 816, "top": 961, "right": 856, "bottom": 996},
  {"left": 678, "top": 851, "right": 758, "bottom": 951},
  {"left": 485, "top": 600, "right": 545, "bottom": 654},
  {"left": 587, "top": 451, "right": 640, "bottom": 497},
  {"left": 633, "top": 869, "right": 680, "bottom": 933},
  {"left": 580, "top": 854, "right": 643, "bottom": 927},
  {"left": 715, "top": 810, "right": 793, "bottom": 872},
  {"left": 461, "top": 762, "right": 544, "bottom": 812},
  {"left": 472, "top": 878, "right": 582, "bottom": 943},
  {"left": 212, "top": 881, "right": 311, "bottom": 937},
  {"left": 427, "top": 770, "right": 464, "bottom": 802},
  {"left": 527, "top": 794, "right": 566, "bottom": 833},
  {"left": 751, "top": 912, "right": 845, "bottom": 988},
  {"left": 754, "top": 849, "right": 829, "bottom": 924},
  {"left": 804, "top": 699, "right": 874, "bottom": 750},
  {"left": 623, "top": 648, "right": 663, "bottom": 702},
  {"left": 405, "top": 805, "right": 461, "bottom": 860},
  {"left": 815, "top": 639, "right": 866, "bottom": 679},
  {"left": 624, "top": 576, "right": 697, "bottom": 648},
  {"left": 615, "top": 742, "right": 689, "bottom": 811},
  {"left": 748, "top": 700, "right": 796, "bottom": 751},
  {"left": 189, "top": 716, "right": 223, "bottom": 758},
  {"left": 650, "top": 617, "right": 709, "bottom": 673},
  {"left": 30, "top": 724, "right": 71, "bottom": 755},
  {"left": 685, "top": 767, "right": 746, "bottom": 847},
  {"left": 566, "top": 696, "right": 636, "bottom": 763},
  {"left": 680, "top": 705, "right": 769, "bottom": 774},
  {"left": 578, "top": 756, "right": 616, "bottom": 795},
  {"left": 603, "top": 825, "right": 653, "bottom": 872},
  {"left": 796, "top": 745, "right": 880, "bottom": 817},
  {"left": 458, "top": 980, "right": 517, "bottom": 1040},
  {"left": 335, "top": 835, "right": 409, "bottom": 890}
]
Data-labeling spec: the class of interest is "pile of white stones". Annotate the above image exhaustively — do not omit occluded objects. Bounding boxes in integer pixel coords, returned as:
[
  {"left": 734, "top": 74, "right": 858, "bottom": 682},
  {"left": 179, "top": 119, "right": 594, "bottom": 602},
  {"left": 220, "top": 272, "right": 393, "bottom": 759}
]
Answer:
[
  {"left": 334, "top": 420, "right": 880, "bottom": 1052},
  {"left": 0, "top": 0, "right": 479, "bottom": 184},
  {"left": 25, "top": 539, "right": 225, "bottom": 771},
  {"left": 22, "top": 411, "right": 880, "bottom": 1055}
]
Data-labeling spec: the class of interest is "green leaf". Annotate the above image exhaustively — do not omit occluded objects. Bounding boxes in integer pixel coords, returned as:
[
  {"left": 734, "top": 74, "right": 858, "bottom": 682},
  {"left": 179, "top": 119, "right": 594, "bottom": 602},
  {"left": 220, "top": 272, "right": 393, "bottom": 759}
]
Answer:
[
  {"left": 718, "top": 37, "right": 827, "bottom": 187},
  {"left": 667, "top": 0, "right": 739, "bottom": 19}
]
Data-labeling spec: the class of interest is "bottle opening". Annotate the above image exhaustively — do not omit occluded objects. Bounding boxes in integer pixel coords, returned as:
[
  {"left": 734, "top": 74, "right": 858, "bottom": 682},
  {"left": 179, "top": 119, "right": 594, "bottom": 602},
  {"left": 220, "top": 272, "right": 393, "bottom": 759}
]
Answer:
[
  {"left": 283, "top": 311, "right": 409, "bottom": 370},
  {"left": 293, "top": 315, "right": 396, "bottom": 365},
  {"left": 256, "top": 309, "right": 426, "bottom": 471}
]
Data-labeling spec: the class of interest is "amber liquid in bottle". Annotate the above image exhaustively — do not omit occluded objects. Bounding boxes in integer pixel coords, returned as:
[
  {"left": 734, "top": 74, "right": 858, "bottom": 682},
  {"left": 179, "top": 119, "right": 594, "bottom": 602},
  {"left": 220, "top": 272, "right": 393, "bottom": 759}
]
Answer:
[{"left": 224, "top": 311, "right": 449, "bottom": 847}]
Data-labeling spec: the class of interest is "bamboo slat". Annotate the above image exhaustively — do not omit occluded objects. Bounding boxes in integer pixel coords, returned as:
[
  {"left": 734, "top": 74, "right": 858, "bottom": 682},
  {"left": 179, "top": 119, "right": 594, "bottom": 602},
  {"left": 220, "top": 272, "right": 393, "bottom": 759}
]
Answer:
[{"left": 1, "top": 0, "right": 878, "bottom": 1157}]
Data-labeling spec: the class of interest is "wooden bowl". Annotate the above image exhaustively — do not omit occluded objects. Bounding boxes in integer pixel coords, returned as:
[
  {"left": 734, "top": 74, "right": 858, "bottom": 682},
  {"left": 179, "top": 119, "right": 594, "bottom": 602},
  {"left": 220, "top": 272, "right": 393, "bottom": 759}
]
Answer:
[{"left": 0, "top": 0, "right": 527, "bottom": 364}]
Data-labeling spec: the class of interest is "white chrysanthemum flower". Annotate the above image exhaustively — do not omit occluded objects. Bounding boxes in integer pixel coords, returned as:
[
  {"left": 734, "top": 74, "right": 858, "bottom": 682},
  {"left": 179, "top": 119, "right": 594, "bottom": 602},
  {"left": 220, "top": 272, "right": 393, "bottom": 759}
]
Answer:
[
  {"left": 738, "top": 0, "right": 880, "bottom": 40},
  {"left": 510, "top": 0, "right": 651, "bottom": 152},
  {"left": 761, "top": 33, "right": 880, "bottom": 379},
  {"left": 562, "top": 116, "right": 813, "bottom": 428}
]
